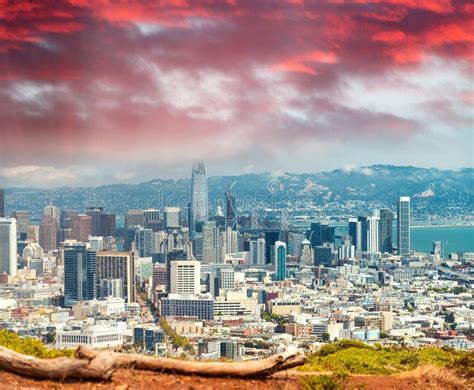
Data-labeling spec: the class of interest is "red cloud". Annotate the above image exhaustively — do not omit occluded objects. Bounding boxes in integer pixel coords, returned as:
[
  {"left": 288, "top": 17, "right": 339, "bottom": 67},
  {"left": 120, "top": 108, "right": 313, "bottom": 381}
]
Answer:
[{"left": 0, "top": 0, "right": 472, "bottom": 170}]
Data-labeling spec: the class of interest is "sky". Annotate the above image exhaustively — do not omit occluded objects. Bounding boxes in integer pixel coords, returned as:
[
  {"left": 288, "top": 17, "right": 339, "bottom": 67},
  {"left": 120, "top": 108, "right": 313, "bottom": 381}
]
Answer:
[{"left": 0, "top": 0, "right": 473, "bottom": 187}]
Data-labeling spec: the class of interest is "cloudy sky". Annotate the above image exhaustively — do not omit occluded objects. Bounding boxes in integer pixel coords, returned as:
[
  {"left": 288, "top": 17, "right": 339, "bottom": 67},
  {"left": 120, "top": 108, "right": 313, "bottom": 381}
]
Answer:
[{"left": 0, "top": 0, "right": 472, "bottom": 187}]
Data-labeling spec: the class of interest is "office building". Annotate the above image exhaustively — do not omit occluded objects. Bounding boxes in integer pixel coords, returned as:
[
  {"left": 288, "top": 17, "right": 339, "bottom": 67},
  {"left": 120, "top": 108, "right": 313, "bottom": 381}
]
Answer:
[
  {"left": 250, "top": 237, "right": 266, "bottom": 265},
  {"left": 274, "top": 241, "right": 287, "bottom": 281},
  {"left": 160, "top": 294, "right": 214, "bottom": 320},
  {"left": 12, "top": 211, "right": 31, "bottom": 236},
  {"left": 44, "top": 205, "right": 60, "bottom": 226},
  {"left": 397, "top": 196, "right": 411, "bottom": 256},
  {"left": 39, "top": 215, "right": 57, "bottom": 253},
  {"left": 64, "top": 243, "right": 96, "bottom": 305},
  {"left": 0, "top": 218, "right": 17, "bottom": 276},
  {"left": 225, "top": 185, "right": 237, "bottom": 230},
  {"left": 125, "top": 209, "right": 144, "bottom": 230},
  {"left": 300, "top": 239, "right": 313, "bottom": 266},
  {"left": 71, "top": 214, "right": 92, "bottom": 243},
  {"left": 135, "top": 227, "right": 153, "bottom": 257},
  {"left": 348, "top": 218, "right": 362, "bottom": 252},
  {"left": 191, "top": 161, "right": 208, "bottom": 236},
  {"left": 379, "top": 208, "right": 394, "bottom": 253},
  {"left": 169, "top": 259, "right": 201, "bottom": 295},
  {"left": 366, "top": 215, "right": 380, "bottom": 253},
  {"left": 202, "top": 221, "right": 219, "bottom": 264},
  {"left": 357, "top": 216, "right": 368, "bottom": 252},
  {"left": 0, "top": 189, "right": 4, "bottom": 218},
  {"left": 314, "top": 246, "right": 332, "bottom": 267},
  {"left": 143, "top": 208, "right": 160, "bottom": 224},
  {"left": 96, "top": 251, "right": 136, "bottom": 303},
  {"left": 218, "top": 267, "right": 235, "bottom": 290},
  {"left": 87, "top": 207, "right": 115, "bottom": 237},
  {"left": 164, "top": 207, "right": 181, "bottom": 229},
  {"left": 309, "top": 223, "right": 335, "bottom": 247}
]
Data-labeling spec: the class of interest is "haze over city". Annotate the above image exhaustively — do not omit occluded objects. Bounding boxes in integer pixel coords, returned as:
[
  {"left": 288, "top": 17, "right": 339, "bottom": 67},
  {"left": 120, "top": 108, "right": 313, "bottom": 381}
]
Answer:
[{"left": 1, "top": 0, "right": 473, "bottom": 187}]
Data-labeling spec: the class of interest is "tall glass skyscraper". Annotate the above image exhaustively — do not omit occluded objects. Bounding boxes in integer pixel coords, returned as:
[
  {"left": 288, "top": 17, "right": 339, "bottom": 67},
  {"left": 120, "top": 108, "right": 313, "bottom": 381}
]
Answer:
[
  {"left": 225, "top": 185, "right": 237, "bottom": 230},
  {"left": 191, "top": 161, "right": 209, "bottom": 237},
  {"left": 64, "top": 242, "right": 97, "bottom": 306},
  {"left": 379, "top": 208, "right": 394, "bottom": 253},
  {"left": 397, "top": 196, "right": 410, "bottom": 256},
  {"left": 274, "top": 241, "right": 287, "bottom": 281}
]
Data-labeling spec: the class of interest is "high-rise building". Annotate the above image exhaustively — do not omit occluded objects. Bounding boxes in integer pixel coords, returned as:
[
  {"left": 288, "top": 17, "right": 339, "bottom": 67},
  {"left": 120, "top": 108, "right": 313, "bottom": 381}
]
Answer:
[
  {"left": 191, "top": 161, "right": 208, "bottom": 237},
  {"left": 44, "top": 205, "right": 60, "bottom": 226},
  {"left": 397, "top": 196, "right": 411, "bottom": 256},
  {"left": 0, "top": 218, "right": 17, "bottom": 276},
  {"left": 202, "top": 221, "right": 219, "bottom": 263},
  {"left": 314, "top": 246, "right": 333, "bottom": 267},
  {"left": 71, "top": 214, "right": 92, "bottom": 242},
  {"left": 348, "top": 218, "right": 362, "bottom": 253},
  {"left": 274, "top": 241, "right": 287, "bottom": 281},
  {"left": 39, "top": 215, "right": 57, "bottom": 253},
  {"left": 309, "top": 223, "right": 335, "bottom": 247},
  {"left": 143, "top": 209, "right": 160, "bottom": 224},
  {"left": 0, "top": 189, "right": 4, "bottom": 218},
  {"left": 379, "top": 208, "right": 394, "bottom": 253},
  {"left": 64, "top": 243, "right": 96, "bottom": 305},
  {"left": 164, "top": 207, "right": 181, "bottom": 229},
  {"left": 250, "top": 238, "right": 266, "bottom": 265},
  {"left": 357, "top": 216, "right": 368, "bottom": 252},
  {"left": 96, "top": 251, "right": 136, "bottom": 303},
  {"left": 125, "top": 210, "right": 145, "bottom": 230},
  {"left": 12, "top": 211, "right": 31, "bottom": 237},
  {"left": 225, "top": 185, "right": 237, "bottom": 230},
  {"left": 169, "top": 259, "right": 201, "bottom": 295},
  {"left": 264, "top": 231, "right": 280, "bottom": 265},
  {"left": 86, "top": 207, "right": 116, "bottom": 237},
  {"left": 366, "top": 216, "right": 380, "bottom": 253},
  {"left": 135, "top": 227, "right": 153, "bottom": 257},
  {"left": 222, "top": 226, "right": 238, "bottom": 255},
  {"left": 300, "top": 239, "right": 313, "bottom": 266}
]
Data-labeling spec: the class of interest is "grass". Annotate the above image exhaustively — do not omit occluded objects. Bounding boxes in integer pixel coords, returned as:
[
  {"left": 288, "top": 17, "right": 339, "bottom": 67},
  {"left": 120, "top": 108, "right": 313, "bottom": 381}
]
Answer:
[
  {"left": 299, "top": 340, "right": 471, "bottom": 376},
  {"left": 0, "top": 329, "right": 73, "bottom": 359}
]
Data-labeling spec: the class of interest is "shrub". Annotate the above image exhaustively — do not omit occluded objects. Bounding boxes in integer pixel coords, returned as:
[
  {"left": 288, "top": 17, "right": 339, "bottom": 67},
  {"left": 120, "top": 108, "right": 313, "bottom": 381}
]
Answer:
[
  {"left": 301, "top": 375, "right": 341, "bottom": 390},
  {"left": 0, "top": 330, "right": 73, "bottom": 358}
]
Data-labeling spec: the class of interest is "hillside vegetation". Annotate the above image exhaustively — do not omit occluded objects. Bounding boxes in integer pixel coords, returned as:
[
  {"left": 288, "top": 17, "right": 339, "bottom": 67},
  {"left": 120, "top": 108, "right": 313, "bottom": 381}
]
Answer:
[
  {"left": 300, "top": 340, "right": 473, "bottom": 378},
  {"left": 0, "top": 330, "right": 72, "bottom": 359}
]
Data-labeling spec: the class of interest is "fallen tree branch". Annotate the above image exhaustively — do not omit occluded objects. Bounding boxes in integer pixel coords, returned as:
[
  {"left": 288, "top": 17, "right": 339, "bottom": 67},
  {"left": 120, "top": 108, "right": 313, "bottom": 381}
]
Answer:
[
  {"left": 76, "top": 346, "right": 307, "bottom": 378},
  {"left": 0, "top": 345, "right": 306, "bottom": 382}
]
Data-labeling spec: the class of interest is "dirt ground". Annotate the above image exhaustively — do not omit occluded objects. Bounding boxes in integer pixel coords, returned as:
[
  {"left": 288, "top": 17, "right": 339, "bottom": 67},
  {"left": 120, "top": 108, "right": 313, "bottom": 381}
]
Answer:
[{"left": 0, "top": 366, "right": 470, "bottom": 389}]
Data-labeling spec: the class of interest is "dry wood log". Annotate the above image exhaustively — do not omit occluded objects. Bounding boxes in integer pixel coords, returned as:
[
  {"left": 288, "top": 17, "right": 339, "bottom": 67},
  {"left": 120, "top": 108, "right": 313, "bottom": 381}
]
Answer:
[
  {"left": 75, "top": 346, "right": 307, "bottom": 378},
  {"left": 0, "top": 344, "right": 306, "bottom": 382},
  {"left": 0, "top": 346, "right": 114, "bottom": 381}
]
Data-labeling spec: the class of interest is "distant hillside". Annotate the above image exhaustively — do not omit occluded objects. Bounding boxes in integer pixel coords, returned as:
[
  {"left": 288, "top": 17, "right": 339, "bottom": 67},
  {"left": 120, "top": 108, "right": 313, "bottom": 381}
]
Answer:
[{"left": 3, "top": 165, "right": 473, "bottom": 220}]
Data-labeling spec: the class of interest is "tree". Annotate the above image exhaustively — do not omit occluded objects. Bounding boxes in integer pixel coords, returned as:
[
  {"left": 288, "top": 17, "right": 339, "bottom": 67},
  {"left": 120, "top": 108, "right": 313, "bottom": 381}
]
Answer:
[{"left": 322, "top": 332, "right": 330, "bottom": 342}]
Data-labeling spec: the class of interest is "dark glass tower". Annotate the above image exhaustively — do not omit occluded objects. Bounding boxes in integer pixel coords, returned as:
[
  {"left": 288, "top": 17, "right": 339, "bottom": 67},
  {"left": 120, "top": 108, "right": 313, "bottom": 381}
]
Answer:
[
  {"left": 225, "top": 185, "right": 237, "bottom": 230},
  {"left": 397, "top": 196, "right": 410, "bottom": 256},
  {"left": 191, "top": 161, "right": 209, "bottom": 239},
  {"left": 379, "top": 208, "right": 394, "bottom": 253},
  {"left": 64, "top": 243, "right": 96, "bottom": 306}
]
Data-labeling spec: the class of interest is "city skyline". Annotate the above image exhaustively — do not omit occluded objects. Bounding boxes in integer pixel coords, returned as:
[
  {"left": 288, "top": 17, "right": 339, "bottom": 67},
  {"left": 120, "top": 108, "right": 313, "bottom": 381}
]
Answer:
[{"left": 0, "top": 1, "right": 473, "bottom": 187}]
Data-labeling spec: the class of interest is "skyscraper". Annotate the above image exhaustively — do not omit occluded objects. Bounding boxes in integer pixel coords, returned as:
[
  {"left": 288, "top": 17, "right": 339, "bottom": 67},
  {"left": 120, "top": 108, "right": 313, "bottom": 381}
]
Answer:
[
  {"left": 39, "top": 215, "right": 57, "bottom": 253},
  {"left": 169, "top": 259, "right": 201, "bottom": 295},
  {"left": 191, "top": 161, "right": 209, "bottom": 237},
  {"left": 12, "top": 211, "right": 31, "bottom": 237},
  {"left": 300, "top": 239, "right": 313, "bottom": 266},
  {"left": 225, "top": 184, "right": 237, "bottom": 230},
  {"left": 64, "top": 242, "right": 96, "bottom": 305},
  {"left": 379, "top": 208, "right": 394, "bottom": 253},
  {"left": 274, "top": 241, "right": 287, "bottom": 281},
  {"left": 71, "top": 214, "right": 92, "bottom": 242},
  {"left": 44, "top": 205, "right": 60, "bottom": 226},
  {"left": 96, "top": 251, "right": 136, "bottom": 303},
  {"left": 164, "top": 207, "right": 181, "bottom": 229},
  {"left": 397, "top": 196, "right": 411, "bottom": 256},
  {"left": 348, "top": 218, "right": 362, "bottom": 253},
  {"left": 0, "top": 189, "right": 4, "bottom": 218},
  {"left": 366, "top": 215, "right": 380, "bottom": 253},
  {"left": 357, "top": 216, "right": 368, "bottom": 252},
  {"left": 309, "top": 223, "right": 335, "bottom": 247},
  {"left": 0, "top": 218, "right": 17, "bottom": 276},
  {"left": 250, "top": 238, "right": 266, "bottom": 265},
  {"left": 202, "top": 221, "right": 219, "bottom": 263}
]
